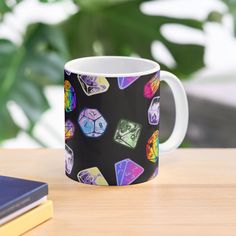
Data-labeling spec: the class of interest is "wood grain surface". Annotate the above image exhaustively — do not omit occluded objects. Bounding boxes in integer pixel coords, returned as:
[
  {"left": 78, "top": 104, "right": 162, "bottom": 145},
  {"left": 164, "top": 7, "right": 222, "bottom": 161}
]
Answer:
[{"left": 0, "top": 149, "right": 236, "bottom": 236}]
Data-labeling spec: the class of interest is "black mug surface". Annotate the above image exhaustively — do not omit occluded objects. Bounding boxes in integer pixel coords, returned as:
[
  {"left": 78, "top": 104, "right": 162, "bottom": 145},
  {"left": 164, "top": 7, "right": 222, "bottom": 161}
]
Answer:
[{"left": 64, "top": 56, "right": 188, "bottom": 186}]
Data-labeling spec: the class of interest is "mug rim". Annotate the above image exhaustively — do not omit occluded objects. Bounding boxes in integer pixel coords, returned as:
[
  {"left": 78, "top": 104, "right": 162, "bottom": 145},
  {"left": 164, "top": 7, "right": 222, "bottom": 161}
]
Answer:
[{"left": 64, "top": 56, "right": 160, "bottom": 77}]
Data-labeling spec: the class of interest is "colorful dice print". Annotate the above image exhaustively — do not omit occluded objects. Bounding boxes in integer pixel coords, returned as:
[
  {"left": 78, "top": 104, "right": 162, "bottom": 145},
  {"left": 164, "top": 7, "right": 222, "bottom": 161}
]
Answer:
[
  {"left": 117, "top": 76, "right": 139, "bottom": 89},
  {"left": 78, "top": 108, "right": 107, "bottom": 138},
  {"left": 148, "top": 96, "right": 160, "bottom": 125},
  {"left": 114, "top": 119, "right": 142, "bottom": 149},
  {"left": 65, "top": 120, "right": 75, "bottom": 140},
  {"left": 115, "top": 158, "right": 144, "bottom": 185},
  {"left": 64, "top": 69, "right": 162, "bottom": 185},
  {"left": 77, "top": 167, "right": 108, "bottom": 186},
  {"left": 65, "top": 144, "right": 74, "bottom": 174},
  {"left": 78, "top": 75, "right": 109, "bottom": 96},
  {"left": 146, "top": 130, "right": 159, "bottom": 163},
  {"left": 144, "top": 73, "right": 160, "bottom": 99},
  {"left": 64, "top": 80, "right": 76, "bottom": 112}
]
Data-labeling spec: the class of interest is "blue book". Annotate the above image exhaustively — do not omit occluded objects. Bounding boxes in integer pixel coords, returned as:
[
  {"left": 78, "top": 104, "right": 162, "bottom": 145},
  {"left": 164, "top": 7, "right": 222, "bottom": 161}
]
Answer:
[{"left": 0, "top": 176, "right": 48, "bottom": 224}]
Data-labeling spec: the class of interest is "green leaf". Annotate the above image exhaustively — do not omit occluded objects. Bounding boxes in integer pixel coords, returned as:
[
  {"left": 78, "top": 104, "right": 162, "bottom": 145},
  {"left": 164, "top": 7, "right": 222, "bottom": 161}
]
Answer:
[
  {"left": 62, "top": 0, "right": 204, "bottom": 78},
  {"left": 0, "top": 1, "right": 11, "bottom": 16},
  {"left": 11, "top": 81, "right": 50, "bottom": 123},
  {"left": 221, "top": 0, "right": 236, "bottom": 35},
  {"left": 0, "top": 0, "right": 22, "bottom": 18},
  {"left": 0, "top": 0, "right": 207, "bottom": 144},
  {"left": 0, "top": 24, "right": 68, "bottom": 142},
  {"left": 74, "top": 0, "right": 134, "bottom": 10},
  {"left": 0, "top": 106, "right": 19, "bottom": 142}
]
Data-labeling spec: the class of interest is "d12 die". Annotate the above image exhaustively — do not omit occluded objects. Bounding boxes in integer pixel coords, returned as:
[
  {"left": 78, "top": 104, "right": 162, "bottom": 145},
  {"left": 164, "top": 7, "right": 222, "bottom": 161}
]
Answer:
[
  {"left": 78, "top": 108, "right": 107, "bottom": 138},
  {"left": 114, "top": 119, "right": 142, "bottom": 149},
  {"left": 148, "top": 96, "right": 160, "bottom": 125},
  {"left": 78, "top": 75, "right": 109, "bottom": 96}
]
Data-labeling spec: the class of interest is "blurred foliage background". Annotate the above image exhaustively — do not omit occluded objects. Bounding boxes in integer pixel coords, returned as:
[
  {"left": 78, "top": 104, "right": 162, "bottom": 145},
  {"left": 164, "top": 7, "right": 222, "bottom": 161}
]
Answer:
[{"left": 0, "top": 0, "right": 236, "bottom": 147}]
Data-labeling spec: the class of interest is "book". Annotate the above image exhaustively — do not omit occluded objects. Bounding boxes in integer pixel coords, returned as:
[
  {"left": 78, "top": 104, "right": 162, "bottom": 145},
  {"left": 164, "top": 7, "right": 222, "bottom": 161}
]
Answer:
[
  {"left": 0, "top": 200, "right": 53, "bottom": 236},
  {"left": 0, "top": 175, "right": 48, "bottom": 223},
  {"left": 0, "top": 196, "right": 47, "bottom": 225}
]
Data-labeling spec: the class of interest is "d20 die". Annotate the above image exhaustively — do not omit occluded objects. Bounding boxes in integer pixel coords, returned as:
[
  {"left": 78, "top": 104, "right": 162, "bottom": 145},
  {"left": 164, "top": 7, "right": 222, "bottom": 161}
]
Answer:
[
  {"left": 115, "top": 158, "right": 144, "bottom": 185},
  {"left": 77, "top": 167, "right": 108, "bottom": 186},
  {"left": 117, "top": 76, "right": 139, "bottom": 89},
  {"left": 144, "top": 73, "right": 160, "bottom": 99},
  {"left": 65, "top": 119, "right": 75, "bottom": 140},
  {"left": 65, "top": 144, "right": 74, "bottom": 174},
  {"left": 148, "top": 96, "right": 160, "bottom": 125},
  {"left": 78, "top": 75, "right": 109, "bottom": 96},
  {"left": 146, "top": 130, "right": 159, "bottom": 163},
  {"left": 78, "top": 108, "right": 107, "bottom": 138},
  {"left": 114, "top": 119, "right": 142, "bottom": 149},
  {"left": 64, "top": 80, "right": 76, "bottom": 112}
]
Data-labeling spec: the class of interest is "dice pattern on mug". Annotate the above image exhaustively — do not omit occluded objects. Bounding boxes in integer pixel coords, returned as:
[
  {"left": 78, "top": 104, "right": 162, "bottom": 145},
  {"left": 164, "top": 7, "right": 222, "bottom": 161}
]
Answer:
[
  {"left": 65, "top": 144, "right": 74, "bottom": 175},
  {"left": 146, "top": 130, "right": 159, "bottom": 163},
  {"left": 115, "top": 158, "right": 144, "bottom": 186},
  {"left": 78, "top": 75, "right": 110, "bottom": 96},
  {"left": 78, "top": 108, "right": 107, "bottom": 138},
  {"left": 77, "top": 167, "right": 108, "bottom": 186},
  {"left": 117, "top": 76, "right": 140, "bottom": 89},
  {"left": 65, "top": 71, "right": 160, "bottom": 186},
  {"left": 149, "top": 166, "right": 159, "bottom": 180},
  {"left": 148, "top": 96, "right": 160, "bottom": 125},
  {"left": 65, "top": 119, "right": 75, "bottom": 140},
  {"left": 113, "top": 119, "right": 142, "bottom": 149},
  {"left": 144, "top": 73, "right": 160, "bottom": 99},
  {"left": 64, "top": 80, "right": 76, "bottom": 112}
]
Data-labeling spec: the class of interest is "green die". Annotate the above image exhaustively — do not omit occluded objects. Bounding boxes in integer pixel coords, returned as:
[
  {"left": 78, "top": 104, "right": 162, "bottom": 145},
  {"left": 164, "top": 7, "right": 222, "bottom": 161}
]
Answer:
[{"left": 114, "top": 119, "right": 142, "bottom": 149}]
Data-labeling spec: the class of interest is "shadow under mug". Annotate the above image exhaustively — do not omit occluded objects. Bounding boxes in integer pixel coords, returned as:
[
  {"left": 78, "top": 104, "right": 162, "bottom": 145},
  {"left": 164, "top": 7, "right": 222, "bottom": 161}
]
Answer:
[{"left": 64, "top": 56, "right": 188, "bottom": 186}]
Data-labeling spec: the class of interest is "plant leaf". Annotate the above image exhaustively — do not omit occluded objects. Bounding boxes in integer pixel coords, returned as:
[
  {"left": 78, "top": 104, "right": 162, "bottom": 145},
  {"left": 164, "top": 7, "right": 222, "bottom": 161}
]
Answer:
[
  {"left": 221, "top": 0, "right": 236, "bottom": 35},
  {"left": 0, "top": 106, "right": 20, "bottom": 142},
  {"left": 0, "top": 24, "right": 68, "bottom": 142},
  {"left": 62, "top": 0, "right": 204, "bottom": 78},
  {"left": 0, "top": 0, "right": 22, "bottom": 18}
]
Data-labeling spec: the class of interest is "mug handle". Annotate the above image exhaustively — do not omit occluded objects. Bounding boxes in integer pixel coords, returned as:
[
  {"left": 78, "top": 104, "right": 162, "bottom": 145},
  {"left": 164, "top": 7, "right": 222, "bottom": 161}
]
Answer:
[{"left": 159, "top": 71, "right": 189, "bottom": 154}]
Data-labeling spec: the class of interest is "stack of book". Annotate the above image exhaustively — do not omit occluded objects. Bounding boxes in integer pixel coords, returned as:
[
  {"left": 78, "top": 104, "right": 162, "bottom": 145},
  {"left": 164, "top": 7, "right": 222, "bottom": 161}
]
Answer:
[{"left": 0, "top": 176, "right": 53, "bottom": 235}]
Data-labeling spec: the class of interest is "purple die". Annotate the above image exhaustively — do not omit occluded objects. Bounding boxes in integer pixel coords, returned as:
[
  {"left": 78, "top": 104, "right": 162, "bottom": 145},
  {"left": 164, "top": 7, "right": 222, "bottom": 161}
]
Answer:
[{"left": 78, "top": 108, "right": 107, "bottom": 138}]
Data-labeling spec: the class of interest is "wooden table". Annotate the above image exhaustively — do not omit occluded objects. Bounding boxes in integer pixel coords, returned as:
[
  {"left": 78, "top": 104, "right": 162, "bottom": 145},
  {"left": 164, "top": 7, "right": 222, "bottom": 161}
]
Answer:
[{"left": 0, "top": 149, "right": 236, "bottom": 236}]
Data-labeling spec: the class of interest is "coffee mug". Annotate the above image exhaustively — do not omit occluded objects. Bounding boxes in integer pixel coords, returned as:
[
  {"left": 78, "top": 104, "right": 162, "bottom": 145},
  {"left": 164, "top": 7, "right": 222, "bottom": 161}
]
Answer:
[{"left": 64, "top": 56, "right": 188, "bottom": 186}]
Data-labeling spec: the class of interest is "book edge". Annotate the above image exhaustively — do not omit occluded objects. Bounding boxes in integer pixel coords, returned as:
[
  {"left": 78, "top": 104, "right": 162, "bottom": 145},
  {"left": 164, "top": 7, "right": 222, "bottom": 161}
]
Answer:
[
  {"left": 0, "top": 200, "right": 53, "bottom": 236},
  {"left": 0, "top": 196, "right": 47, "bottom": 225},
  {"left": 0, "top": 181, "right": 48, "bottom": 219}
]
